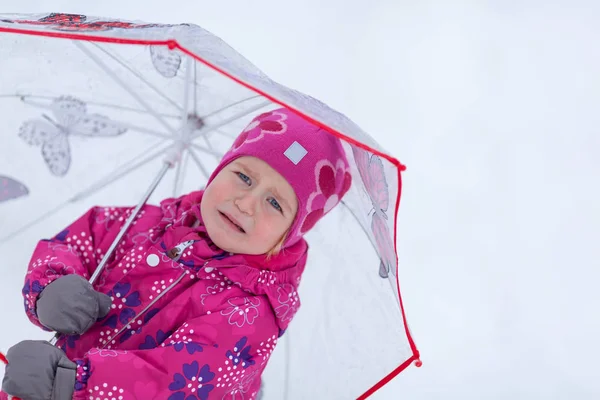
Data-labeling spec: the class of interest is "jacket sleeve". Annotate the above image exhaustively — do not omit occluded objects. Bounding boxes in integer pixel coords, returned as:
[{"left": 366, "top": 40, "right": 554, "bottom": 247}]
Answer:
[
  {"left": 72, "top": 297, "right": 279, "bottom": 400},
  {"left": 22, "top": 205, "right": 144, "bottom": 330},
  {"left": 21, "top": 192, "right": 190, "bottom": 330}
]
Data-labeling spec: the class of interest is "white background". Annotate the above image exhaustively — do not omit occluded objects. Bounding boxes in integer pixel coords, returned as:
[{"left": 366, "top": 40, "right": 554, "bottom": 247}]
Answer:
[{"left": 2, "top": 1, "right": 600, "bottom": 399}]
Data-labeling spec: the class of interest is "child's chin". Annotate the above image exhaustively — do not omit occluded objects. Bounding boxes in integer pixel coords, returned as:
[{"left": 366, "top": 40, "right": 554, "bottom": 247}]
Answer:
[
  {"left": 209, "top": 227, "right": 270, "bottom": 255},
  {"left": 218, "top": 239, "right": 267, "bottom": 256},
  {"left": 210, "top": 232, "right": 244, "bottom": 253}
]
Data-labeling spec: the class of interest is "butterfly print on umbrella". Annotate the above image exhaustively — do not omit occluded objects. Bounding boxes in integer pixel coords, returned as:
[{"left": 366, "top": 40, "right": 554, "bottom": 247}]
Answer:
[
  {"left": 18, "top": 95, "right": 128, "bottom": 176},
  {"left": 352, "top": 146, "right": 397, "bottom": 278},
  {"left": 150, "top": 46, "right": 182, "bottom": 78},
  {"left": 0, "top": 175, "right": 28, "bottom": 203}
]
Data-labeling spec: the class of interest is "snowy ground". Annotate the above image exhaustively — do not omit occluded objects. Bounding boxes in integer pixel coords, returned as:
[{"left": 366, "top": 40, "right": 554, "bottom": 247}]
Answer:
[{"left": 1, "top": 1, "right": 600, "bottom": 399}]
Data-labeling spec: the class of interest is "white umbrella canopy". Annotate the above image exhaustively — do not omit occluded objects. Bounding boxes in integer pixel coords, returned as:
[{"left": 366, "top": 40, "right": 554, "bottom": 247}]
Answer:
[{"left": 0, "top": 12, "right": 419, "bottom": 399}]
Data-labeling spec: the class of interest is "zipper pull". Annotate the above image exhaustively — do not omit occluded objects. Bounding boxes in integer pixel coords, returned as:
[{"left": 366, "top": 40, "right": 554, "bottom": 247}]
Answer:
[{"left": 167, "top": 240, "right": 195, "bottom": 261}]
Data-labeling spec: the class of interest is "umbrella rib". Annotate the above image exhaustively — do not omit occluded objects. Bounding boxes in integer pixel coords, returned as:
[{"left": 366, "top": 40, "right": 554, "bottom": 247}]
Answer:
[
  {"left": 213, "top": 128, "right": 236, "bottom": 139},
  {"left": 12, "top": 94, "right": 181, "bottom": 119},
  {"left": 188, "top": 148, "right": 210, "bottom": 179},
  {"left": 16, "top": 95, "right": 172, "bottom": 139},
  {"left": 193, "top": 60, "right": 198, "bottom": 116},
  {"left": 172, "top": 156, "right": 182, "bottom": 197},
  {"left": 90, "top": 42, "right": 183, "bottom": 112},
  {"left": 73, "top": 41, "right": 178, "bottom": 136},
  {"left": 188, "top": 142, "right": 222, "bottom": 159},
  {"left": 202, "top": 134, "right": 214, "bottom": 150},
  {"left": 190, "top": 100, "right": 271, "bottom": 140},
  {"left": 0, "top": 201, "right": 70, "bottom": 245},
  {"left": 180, "top": 56, "right": 192, "bottom": 131},
  {"left": 0, "top": 142, "right": 171, "bottom": 245},
  {"left": 201, "top": 94, "right": 265, "bottom": 120},
  {"left": 105, "top": 122, "right": 171, "bottom": 139},
  {"left": 69, "top": 141, "right": 173, "bottom": 202},
  {"left": 67, "top": 122, "right": 172, "bottom": 140},
  {"left": 173, "top": 149, "right": 190, "bottom": 197},
  {"left": 173, "top": 57, "right": 193, "bottom": 197},
  {"left": 172, "top": 151, "right": 183, "bottom": 197}
]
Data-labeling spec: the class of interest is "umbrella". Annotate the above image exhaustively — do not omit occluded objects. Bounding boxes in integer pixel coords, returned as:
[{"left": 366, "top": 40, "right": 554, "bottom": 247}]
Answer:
[{"left": 0, "top": 12, "right": 420, "bottom": 399}]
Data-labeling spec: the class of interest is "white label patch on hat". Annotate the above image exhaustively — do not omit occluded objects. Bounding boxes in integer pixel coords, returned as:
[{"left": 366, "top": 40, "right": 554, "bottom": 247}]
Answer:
[{"left": 284, "top": 141, "right": 308, "bottom": 165}]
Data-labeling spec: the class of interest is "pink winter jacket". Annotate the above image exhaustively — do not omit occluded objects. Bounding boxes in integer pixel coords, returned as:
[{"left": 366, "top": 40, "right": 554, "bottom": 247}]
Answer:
[{"left": 10, "top": 191, "right": 308, "bottom": 400}]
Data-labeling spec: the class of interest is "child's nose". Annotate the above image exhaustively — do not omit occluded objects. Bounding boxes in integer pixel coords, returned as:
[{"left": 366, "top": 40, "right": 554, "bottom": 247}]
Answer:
[{"left": 234, "top": 194, "right": 257, "bottom": 215}]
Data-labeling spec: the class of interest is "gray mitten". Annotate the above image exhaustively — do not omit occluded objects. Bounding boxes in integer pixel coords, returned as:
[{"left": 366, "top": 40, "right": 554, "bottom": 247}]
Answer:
[
  {"left": 36, "top": 274, "right": 112, "bottom": 335},
  {"left": 2, "top": 340, "right": 76, "bottom": 400}
]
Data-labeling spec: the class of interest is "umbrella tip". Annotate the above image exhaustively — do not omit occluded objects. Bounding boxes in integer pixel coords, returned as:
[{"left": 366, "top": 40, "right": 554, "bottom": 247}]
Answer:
[{"left": 414, "top": 358, "right": 422, "bottom": 368}]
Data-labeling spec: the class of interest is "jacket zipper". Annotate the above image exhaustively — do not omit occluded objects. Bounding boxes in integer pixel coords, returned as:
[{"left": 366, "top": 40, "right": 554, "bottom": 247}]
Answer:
[{"left": 101, "top": 252, "right": 208, "bottom": 349}]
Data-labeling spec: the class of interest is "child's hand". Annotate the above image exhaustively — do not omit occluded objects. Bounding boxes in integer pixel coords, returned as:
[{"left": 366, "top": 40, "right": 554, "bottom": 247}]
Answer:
[
  {"left": 1, "top": 340, "right": 76, "bottom": 400},
  {"left": 36, "top": 274, "right": 112, "bottom": 335}
]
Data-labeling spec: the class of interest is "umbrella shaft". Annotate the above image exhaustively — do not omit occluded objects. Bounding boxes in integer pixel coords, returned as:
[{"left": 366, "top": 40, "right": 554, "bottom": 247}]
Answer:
[{"left": 49, "top": 161, "right": 172, "bottom": 346}]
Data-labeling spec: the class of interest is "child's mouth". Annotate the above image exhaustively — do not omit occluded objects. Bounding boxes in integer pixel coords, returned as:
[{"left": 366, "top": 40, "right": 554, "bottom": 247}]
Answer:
[{"left": 219, "top": 211, "right": 245, "bottom": 233}]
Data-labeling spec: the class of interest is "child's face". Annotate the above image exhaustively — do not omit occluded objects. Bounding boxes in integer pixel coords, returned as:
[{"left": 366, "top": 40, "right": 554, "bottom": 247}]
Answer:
[{"left": 201, "top": 156, "right": 298, "bottom": 255}]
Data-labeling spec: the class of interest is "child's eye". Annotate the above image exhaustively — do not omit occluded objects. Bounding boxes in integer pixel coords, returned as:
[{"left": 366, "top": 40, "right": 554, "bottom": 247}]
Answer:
[
  {"left": 237, "top": 172, "right": 251, "bottom": 185},
  {"left": 268, "top": 198, "right": 283, "bottom": 213}
]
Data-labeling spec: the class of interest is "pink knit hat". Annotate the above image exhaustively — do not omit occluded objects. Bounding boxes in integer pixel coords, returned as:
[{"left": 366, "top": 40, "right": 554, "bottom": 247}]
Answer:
[{"left": 206, "top": 107, "right": 352, "bottom": 248}]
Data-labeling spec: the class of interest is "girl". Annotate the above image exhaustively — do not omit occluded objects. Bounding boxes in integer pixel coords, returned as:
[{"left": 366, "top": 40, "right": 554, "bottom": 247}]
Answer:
[{"left": 1, "top": 107, "right": 352, "bottom": 400}]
